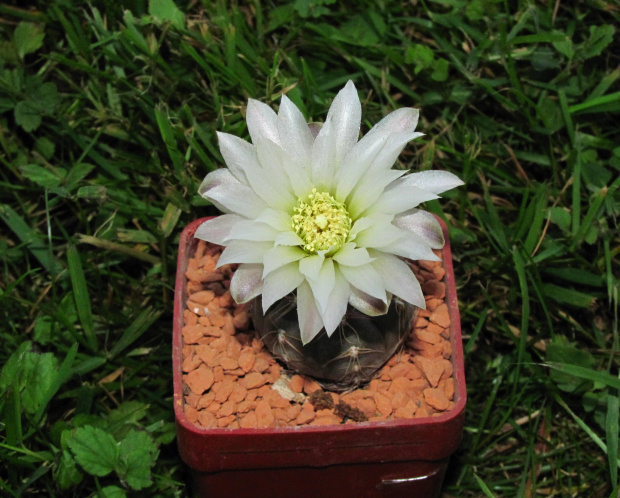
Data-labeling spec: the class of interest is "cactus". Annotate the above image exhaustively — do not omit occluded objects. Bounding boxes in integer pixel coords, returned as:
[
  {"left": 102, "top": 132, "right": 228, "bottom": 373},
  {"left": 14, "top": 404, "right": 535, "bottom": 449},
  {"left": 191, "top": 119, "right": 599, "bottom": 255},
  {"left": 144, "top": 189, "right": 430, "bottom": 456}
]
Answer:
[{"left": 251, "top": 294, "right": 417, "bottom": 391}]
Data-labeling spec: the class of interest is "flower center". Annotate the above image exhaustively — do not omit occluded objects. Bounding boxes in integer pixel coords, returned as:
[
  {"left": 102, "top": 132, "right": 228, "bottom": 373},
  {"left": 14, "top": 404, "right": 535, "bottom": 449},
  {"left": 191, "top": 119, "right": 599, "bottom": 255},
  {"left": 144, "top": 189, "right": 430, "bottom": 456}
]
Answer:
[{"left": 292, "top": 188, "right": 351, "bottom": 253}]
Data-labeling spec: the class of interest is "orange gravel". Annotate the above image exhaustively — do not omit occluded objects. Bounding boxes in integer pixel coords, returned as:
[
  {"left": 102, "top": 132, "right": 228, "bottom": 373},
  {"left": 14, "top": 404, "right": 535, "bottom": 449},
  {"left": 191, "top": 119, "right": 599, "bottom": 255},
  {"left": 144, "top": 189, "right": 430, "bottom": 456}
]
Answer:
[{"left": 181, "top": 240, "right": 456, "bottom": 429}]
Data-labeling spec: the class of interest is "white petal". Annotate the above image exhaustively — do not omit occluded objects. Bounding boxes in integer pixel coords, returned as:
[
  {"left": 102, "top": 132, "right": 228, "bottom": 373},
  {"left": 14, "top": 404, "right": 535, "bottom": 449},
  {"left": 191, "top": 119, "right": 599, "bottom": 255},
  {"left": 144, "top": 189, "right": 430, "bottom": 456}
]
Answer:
[
  {"left": 310, "top": 116, "right": 337, "bottom": 190},
  {"left": 393, "top": 209, "right": 445, "bottom": 249},
  {"left": 363, "top": 182, "right": 439, "bottom": 217},
  {"left": 335, "top": 108, "right": 420, "bottom": 201},
  {"left": 243, "top": 160, "right": 296, "bottom": 212},
  {"left": 246, "top": 98, "right": 280, "bottom": 146},
  {"left": 274, "top": 231, "right": 304, "bottom": 246},
  {"left": 262, "top": 262, "right": 304, "bottom": 313},
  {"left": 262, "top": 245, "right": 307, "bottom": 277},
  {"left": 199, "top": 169, "right": 267, "bottom": 218},
  {"left": 381, "top": 231, "right": 440, "bottom": 262},
  {"left": 229, "top": 263, "right": 264, "bottom": 304},
  {"left": 255, "top": 135, "right": 310, "bottom": 199},
  {"left": 335, "top": 130, "right": 388, "bottom": 202},
  {"left": 194, "top": 214, "right": 244, "bottom": 245},
  {"left": 321, "top": 267, "right": 350, "bottom": 335},
  {"left": 353, "top": 216, "right": 403, "bottom": 248},
  {"left": 224, "top": 219, "right": 278, "bottom": 242},
  {"left": 297, "top": 281, "right": 325, "bottom": 345},
  {"left": 332, "top": 243, "right": 375, "bottom": 267},
  {"left": 364, "top": 131, "right": 424, "bottom": 178},
  {"left": 348, "top": 287, "right": 388, "bottom": 316},
  {"left": 306, "top": 258, "right": 335, "bottom": 315},
  {"left": 298, "top": 254, "right": 325, "bottom": 281},
  {"left": 216, "top": 240, "right": 273, "bottom": 268},
  {"left": 255, "top": 208, "right": 292, "bottom": 231},
  {"left": 346, "top": 169, "right": 406, "bottom": 219},
  {"left": 326, "top": 80, "right": 361, "bottom": 169},
  {"left": 348, "top": 217, "right": 374, "bottom": 242},
  {"left": 216, "top": 131, "right": 257, "bottom": 185},
  {"left": 278, "top": 95, "right": 313, "bottom": 169},
  {"left": 339, "top": 263, "right": 387, "bottom": 302},
  {"left": 364, "top": 107, "right": 420, "bottom": 142},
  {"left": 397, "top": 170, "right": 464, "bottom": 195},
  {"left": 370, "top": 251, "right": 426, "bottom": 308}
]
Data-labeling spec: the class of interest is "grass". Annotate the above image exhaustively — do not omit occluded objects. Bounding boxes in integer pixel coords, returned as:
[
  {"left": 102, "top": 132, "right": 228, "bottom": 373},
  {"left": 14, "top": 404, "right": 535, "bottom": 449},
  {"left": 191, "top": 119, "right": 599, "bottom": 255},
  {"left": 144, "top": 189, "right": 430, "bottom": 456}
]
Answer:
[{"left": 0, "top": 0, "right": 618, "bottom": 496}]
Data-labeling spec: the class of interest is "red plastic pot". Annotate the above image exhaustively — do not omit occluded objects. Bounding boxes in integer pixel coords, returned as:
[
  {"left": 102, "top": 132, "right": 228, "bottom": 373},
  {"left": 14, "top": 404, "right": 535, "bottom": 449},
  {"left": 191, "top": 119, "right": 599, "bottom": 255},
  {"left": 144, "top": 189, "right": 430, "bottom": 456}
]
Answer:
[{"left": 173, "top": 216, "right": 466, "bottom": 498}]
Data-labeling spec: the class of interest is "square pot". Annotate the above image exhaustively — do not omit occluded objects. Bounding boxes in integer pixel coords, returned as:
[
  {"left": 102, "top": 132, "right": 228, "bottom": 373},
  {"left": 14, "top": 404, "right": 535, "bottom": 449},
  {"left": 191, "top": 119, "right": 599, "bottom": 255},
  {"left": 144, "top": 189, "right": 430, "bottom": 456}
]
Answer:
[{"left": 173, "top": 216, "right": 466, "bottom": 498}]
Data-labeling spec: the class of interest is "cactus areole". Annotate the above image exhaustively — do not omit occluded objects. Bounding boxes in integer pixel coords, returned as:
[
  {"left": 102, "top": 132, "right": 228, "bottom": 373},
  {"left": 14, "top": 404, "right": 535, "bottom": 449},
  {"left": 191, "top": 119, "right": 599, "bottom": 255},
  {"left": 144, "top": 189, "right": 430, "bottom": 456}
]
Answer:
[{"left": 195, "top": 80, "right": 463, "bottom": 390}]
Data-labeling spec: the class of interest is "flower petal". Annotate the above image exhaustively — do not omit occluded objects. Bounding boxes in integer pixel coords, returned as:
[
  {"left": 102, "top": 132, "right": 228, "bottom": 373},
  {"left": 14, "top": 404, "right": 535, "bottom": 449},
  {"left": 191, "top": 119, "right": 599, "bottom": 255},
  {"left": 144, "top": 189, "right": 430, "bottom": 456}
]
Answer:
[
  {"left": 256, "top": 134, "right": 310, "bottom": 200},
  {"left": 339, "top": 263, "right": 387, "bottom": 303},
  {"left": 216, "top": 131, "right": 256, "bottom": 185},
  {"left": 370, "top": 251, "right": 426, "bottom": 308},
  {"left": 311, "top": 116, "right": 337, "bottom": 190},
  {"left": 327, "top": 80, "right": 361, "bottom": 168},
  {"left": 262, "top": 262, "right": 304, "bottom": 313},
  {"left": 274, "top": 230, "right": 304, "bottom": 246},
  {"left": 332, "top": 243, "right": 375, "bottom": 267},
  {"left": 393, "top": 209, "right": 444, "bottom": 249},
  {"left": 298, "top": 254, "right": 325, "bottom": 281},
  {"left": 321, "top": 267, "right": 350, "bottom": 335},
  {"left": 224, "top": 219, "right": 278, "bottom": 242},
  {"left": 348, "top": 217, "right": 374, "bottom": 242},
  {"left": 353, "top": 217, "right": 403, "bottom": 249},
  {"left": 364, "top": 131, "right": 424, "bottom": 178},
  {"left": 364, "top": 107, "right": 420, "bottom": 142},
  {"left": 199, "top": 169, "right": 267, "bottom": 218},
  {"left": 306, "top": 258, "right": 335, "bottom": 315},
  {"left": 255, "top": 208, "right": 292, "bottom": 231},
  {"left": 216, "top": 240, "right": 273, "bottom": 268},
  {"left": 312, "top": 80, "right": 361, "bottom": 189},
  {"left": 297, "top": 281, "right": 325, "bottom": 345},
  {"left": 229, "top": 263, "right": 264, "bottom": 304},
  {"left": 277, "top": 95, "right": 313, "bottom": 169},
  {"left": 262, "top": 245, "right": 307, "bottom": 277},
  {"left": 335, "top": 108, "right": 420, "bottom": 201},
  {"left": 348, "top": 287, "right": 389, "bottom": 316},
  {"left": 380, "top": 231, "right": 440, "bottom": 262},
  {"left": 363, "top": 181, "right": 439, "bottom": 217},
  {"left": 246, "top": 98, "right": 280, "bottom": 146},
  {"left": 346, "top": 169, "right": 406, "bottom": 219},
  {"left": 401, "top": 170, "right": 464, "bottom": 195},
  {"left": 194, "top": 214, "right": 244, "bottom": 245}
]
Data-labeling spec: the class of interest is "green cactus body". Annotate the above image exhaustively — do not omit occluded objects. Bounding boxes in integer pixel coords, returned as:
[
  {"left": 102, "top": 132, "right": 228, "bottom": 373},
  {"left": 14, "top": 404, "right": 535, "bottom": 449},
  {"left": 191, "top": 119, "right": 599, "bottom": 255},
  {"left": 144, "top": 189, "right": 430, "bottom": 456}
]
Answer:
[{"left": 251, "top": 294, "right": 417, "bottom": 391}]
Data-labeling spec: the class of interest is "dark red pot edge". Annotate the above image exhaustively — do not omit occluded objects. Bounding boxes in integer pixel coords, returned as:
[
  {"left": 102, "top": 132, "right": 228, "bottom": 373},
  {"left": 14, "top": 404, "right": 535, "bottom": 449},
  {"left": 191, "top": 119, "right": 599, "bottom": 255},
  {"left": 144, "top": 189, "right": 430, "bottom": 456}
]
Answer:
[{"left": 173, "top": 216, "right": 466, "bottom": 470}]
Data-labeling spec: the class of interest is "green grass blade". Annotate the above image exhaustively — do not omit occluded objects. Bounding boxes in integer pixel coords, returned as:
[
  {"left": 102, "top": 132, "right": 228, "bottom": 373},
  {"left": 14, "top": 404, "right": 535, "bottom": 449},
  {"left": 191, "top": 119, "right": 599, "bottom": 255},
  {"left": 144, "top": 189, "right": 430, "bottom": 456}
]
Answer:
[
  {"left": 0, "top": 204, "right": 63, "bottom": 276},
  {"left": 76, "top": 235, "right": 160, "bottom": 265},
  {"left": 546, "top": 364, "right": 620, "bottom": 391},
  {"left": 108, "top": 307, "right": 162, "bottom": 359},
  {"left": 154, "top": 104, "right": 184, "bottom": 172},
  {"left": 571, "top": 148, "right": 581, "bottom": 237},
  {"left": 4, "top": 387, "right": 22, "bottom": 446},
  {"left": 554, "top": 393, "right": 620, "bottom": 467},
  {"left": 464, "top": 307, "right": 489, "bottom": 356},
  {"left": 569, "top": 92, "right": 620, "bottom": 114},
  {"left": 512, "top": 247, "right": 530, "bottom": 367},
  {"left": 66, "top": 245, "right": 97, "bottom": 351},
  {"left": 607, "top": 393, "right": 619, "bottom": 490},
  {"left": 474, "top": 473, "right": 496, "bottom": 497},
  {"left": 523, "top": 186, "right": 548, "bottom": 256}
]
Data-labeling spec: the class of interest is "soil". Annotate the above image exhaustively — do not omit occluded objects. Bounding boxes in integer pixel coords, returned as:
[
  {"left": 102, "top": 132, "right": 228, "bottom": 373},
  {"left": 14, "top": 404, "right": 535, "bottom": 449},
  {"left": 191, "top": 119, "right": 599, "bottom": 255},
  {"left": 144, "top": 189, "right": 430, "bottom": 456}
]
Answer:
[{"left": 181, "top": 240, "right": 455, "bottom": 429}]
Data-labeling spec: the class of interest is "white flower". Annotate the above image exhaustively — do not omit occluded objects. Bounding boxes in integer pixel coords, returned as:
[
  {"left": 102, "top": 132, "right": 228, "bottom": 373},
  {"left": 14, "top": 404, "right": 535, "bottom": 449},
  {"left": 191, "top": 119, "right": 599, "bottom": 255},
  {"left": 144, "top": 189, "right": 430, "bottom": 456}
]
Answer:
[{"left": 196, "top": 80, "right": 463, "bottom": 344}]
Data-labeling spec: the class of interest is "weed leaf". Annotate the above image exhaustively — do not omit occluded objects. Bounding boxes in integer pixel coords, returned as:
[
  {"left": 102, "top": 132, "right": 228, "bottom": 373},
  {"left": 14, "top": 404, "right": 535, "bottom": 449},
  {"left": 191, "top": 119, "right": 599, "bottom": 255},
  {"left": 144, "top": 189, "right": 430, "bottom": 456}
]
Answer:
[{"left": 67, "top": 426, "right": 119, "bottom": 477}]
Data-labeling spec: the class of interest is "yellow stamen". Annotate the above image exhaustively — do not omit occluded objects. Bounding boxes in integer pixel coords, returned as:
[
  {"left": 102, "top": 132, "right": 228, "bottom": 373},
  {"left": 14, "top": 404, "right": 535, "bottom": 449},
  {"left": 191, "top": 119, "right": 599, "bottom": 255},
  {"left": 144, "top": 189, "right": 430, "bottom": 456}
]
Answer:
[{"left": 291, "top": 188, "right": 351, "bottom": 253}]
